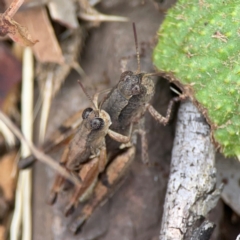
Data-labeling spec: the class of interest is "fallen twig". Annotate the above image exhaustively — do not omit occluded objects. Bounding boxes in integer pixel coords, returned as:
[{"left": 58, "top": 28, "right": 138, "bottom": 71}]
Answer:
[{"left": 160, "top": 100, "right": 222, "bottom": 240}]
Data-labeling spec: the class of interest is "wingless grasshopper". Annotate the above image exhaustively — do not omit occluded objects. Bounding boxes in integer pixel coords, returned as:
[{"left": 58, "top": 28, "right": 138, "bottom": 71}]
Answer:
[
  {"left": 69, "top": 23, "right": 184, "bottom": 233},
  {"left": 47, "top": 82, "right": 132, "bottom": 216},
  {"left": 101, "top": 23, "right": 183, "bottom": 163}
]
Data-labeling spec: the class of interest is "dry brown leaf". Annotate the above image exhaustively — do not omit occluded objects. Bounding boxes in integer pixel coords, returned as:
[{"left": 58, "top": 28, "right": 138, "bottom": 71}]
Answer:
[
  {"left": 0, "top": 0, "right": 38, "bottom": 46},
  {"left": 4, "top": 0, "right": 64, "bottom": 63},
  {"left": 0, "top": 151, "right": 17, "bottom": 202},
  {"left": 2, "top": 15, "right": 38, "bottom": 46}
]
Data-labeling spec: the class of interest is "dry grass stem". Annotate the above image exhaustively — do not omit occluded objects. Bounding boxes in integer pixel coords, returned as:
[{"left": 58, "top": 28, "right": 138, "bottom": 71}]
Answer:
[
  {"left": 10, "top": 176, "right": 23, "bottom": 240},
  {"left": 39, "top": 72, "right": 53, "bottom": 144},
  {"left": 78, "top": 12, "right": 128, "bottom": 22},
  {"left": 20, "top": 47, "right": 34, "bottom": 240}
]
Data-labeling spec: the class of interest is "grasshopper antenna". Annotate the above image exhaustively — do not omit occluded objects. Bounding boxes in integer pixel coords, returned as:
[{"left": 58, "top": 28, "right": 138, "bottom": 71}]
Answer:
[
  {"left": 132, "top": 22, "right": 141, "bottom": 73},
  {"left": 77, "top": 80, "right": 98, "bottom": 110},
  {"left": 95, "top": 88, "right": 111, "bottom": 111},
  {"left": 99, "top": 94, "right": 109, "bottom": 111},
  {"left": 144, "top": 71, "right": 166, "bottom": 78}
]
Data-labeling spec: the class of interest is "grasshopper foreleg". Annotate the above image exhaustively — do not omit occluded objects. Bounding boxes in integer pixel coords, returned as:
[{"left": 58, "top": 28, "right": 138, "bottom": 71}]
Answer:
[{"left": 146, "top": 96, "right": 182, "bottom": 125}]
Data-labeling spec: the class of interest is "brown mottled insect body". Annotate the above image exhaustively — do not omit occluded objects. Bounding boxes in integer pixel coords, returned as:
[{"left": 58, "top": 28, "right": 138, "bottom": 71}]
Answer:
[
  {"left": 102, "top": 71, "right": 145, "bottom": 155},
  {"left": 102, "top": 71, "right": 143, "bottom": 124},
  {"left": 65, "top": 108, "right": 110, "bottom": 171},
  {"left": 101, "top": 24, "right": 182, "bottom": 163},
  {"left": 118, "top": 72, "right": 155, "bottom": 127},
  {"left": 48, "top": 88, "right": 131, "bottom": 216},
  {"left": 67, "top": 65, "right": 159, "bottom": 233},
  {"left": 48, "top": 106, "right": 108, "bottom": 206},
  {"left": 102, "top": 71, "right": 155, "bottom": 160}
]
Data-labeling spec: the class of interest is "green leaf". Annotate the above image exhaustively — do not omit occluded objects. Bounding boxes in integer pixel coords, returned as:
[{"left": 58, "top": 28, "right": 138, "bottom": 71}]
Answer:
[{"left": 153, "top": 0, "right": 240, "bottom": 157}]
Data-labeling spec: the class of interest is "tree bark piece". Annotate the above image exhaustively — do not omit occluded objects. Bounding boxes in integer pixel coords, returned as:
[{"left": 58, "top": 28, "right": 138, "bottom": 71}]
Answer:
[{"left": 160, "top": 100, "right": 221, "bottom": 240}]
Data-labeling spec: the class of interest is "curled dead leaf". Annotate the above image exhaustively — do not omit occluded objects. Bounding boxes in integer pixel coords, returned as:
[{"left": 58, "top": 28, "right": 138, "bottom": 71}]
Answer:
[
  {"left": 2, "top": 15, "right": 38, "bottom": 46},
  {"left": 0, "top": 0, "right": 38, "bottom": 46}
]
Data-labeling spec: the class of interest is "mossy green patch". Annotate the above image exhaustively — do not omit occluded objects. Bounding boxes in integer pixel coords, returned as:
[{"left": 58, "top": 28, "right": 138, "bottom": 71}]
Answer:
[{"left": 153, "top": 0, "right": 240, "bottom": 157}]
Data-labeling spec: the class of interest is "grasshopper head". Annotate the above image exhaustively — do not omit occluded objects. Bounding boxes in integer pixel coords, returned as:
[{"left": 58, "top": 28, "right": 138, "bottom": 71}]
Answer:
[
  {"left": 82, "top": 107, "right": 111, "bottom": 134},
  {"left": 118, "top": 71, "right": 144, "bottom": 99}
]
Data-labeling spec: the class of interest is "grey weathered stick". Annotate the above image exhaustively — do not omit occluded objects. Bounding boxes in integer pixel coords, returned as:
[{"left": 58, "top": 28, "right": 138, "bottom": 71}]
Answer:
[{"left": 160, "top": 100, "right": 222, "bottom": 240}]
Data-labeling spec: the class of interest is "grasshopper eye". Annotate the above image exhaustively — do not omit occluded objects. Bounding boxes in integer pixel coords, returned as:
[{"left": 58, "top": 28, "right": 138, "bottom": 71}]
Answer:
[
  {"left": 90, "top": 118, "right": 104, "bottom": 130},
  {"left": 82, "top": 108, "right": 93, "bottom": 119},
  {"left": 124, "top": 75, "right": 131, "bottom": 82},
  {"left": 120, "top": 71, "right": 133, "bottom": 82}
]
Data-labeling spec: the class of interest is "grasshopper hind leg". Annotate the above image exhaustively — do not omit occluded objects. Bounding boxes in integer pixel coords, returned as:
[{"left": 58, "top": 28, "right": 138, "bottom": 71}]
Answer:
[
  {"left": 65, "top": 147, "right": 107, "bottom": 217},
  {"left": 48, "top": 147, "right": 70, "bottom": 205},
  {"left": 48, "top": 175, "right": 65, "bottom": 205},
  {"left": 68, "top": 147, "right": 136, "bottom": 234}
]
